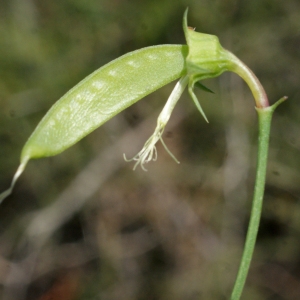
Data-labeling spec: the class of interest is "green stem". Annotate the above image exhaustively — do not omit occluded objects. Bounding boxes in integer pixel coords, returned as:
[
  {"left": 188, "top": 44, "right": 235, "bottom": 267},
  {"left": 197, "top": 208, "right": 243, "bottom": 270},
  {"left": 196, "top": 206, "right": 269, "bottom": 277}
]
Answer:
[
  {"left": 230, "top": 97, "right": 286, "bottom": 300},
  {"left": 221, "top": 48, "right": 287, "bottom": 298},
  {"left": 224, "top": 50, "right": 269, "bottom": 109}
]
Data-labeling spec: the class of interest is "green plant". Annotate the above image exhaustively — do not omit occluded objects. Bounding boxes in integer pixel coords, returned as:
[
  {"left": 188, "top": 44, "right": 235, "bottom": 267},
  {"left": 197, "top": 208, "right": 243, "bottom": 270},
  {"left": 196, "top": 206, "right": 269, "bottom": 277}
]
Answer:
[{"left": 0, "top": 9, "right": 286, "bottom": 299}]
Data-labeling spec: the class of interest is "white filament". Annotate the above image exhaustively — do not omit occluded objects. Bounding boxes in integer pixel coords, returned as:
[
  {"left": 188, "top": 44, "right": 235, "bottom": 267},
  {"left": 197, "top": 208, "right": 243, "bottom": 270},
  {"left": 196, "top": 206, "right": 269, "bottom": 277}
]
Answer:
[{"left": 124, "top": 75, "right": 189, "bottom": 170}]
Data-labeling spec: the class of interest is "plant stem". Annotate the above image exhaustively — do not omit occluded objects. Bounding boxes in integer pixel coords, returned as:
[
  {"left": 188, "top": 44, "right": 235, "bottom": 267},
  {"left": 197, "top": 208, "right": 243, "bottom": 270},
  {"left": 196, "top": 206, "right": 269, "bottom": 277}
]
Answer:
[
  {"left": 230, "top": 98, "right": 286, "bottom": 300},
  {"left": 230, "top": 107, "right": 271, "bottom": 299},
  {"left": 225, "top": 50, "right": 269, "bottom": 109},
  {"left": 221, "top": 48, "right": 287, "bottom": 298}
]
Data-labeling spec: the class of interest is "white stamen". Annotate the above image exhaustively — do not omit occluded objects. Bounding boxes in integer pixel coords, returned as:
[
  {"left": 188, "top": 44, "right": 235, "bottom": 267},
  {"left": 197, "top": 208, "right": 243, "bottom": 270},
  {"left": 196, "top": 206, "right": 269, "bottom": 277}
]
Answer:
[{"left": 124, "top": 75, "right": 189, "bottom": 170}]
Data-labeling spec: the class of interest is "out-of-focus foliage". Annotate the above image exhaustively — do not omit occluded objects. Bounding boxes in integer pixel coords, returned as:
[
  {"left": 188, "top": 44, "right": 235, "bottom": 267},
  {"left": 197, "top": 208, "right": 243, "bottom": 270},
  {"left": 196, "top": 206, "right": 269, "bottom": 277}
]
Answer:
[{"left": 0, "top": 0, "right": 299, "bottom": 299}]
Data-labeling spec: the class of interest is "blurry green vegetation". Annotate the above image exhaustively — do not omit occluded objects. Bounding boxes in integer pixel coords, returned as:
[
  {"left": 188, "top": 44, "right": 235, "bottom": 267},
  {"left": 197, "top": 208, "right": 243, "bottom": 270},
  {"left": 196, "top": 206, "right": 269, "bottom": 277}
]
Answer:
[{"left": 0, "top": 0, "right": 300, "bottom": 299}]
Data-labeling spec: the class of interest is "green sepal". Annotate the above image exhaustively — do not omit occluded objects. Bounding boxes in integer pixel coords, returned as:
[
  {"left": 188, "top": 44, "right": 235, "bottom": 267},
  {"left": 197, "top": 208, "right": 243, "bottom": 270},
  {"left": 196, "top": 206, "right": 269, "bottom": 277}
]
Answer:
[
  {"left": 188, "top": 81, "right": 209, "bottom": 123},
  {"left": 183, "top": 8, "right": 233, "bottom": 123},
  {"left": 183, "top": 8, "right": 230, "bottom": 79},
  {"left": 194, "top": 81, "right": 214, "bottom": 94}
]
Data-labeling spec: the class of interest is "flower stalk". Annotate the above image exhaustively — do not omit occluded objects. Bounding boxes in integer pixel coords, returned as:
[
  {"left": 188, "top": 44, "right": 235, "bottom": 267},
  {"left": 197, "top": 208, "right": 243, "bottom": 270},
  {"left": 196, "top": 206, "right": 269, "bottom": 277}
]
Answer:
[{"left": 225, "top": 51, "right": 270, "bottom": 108}]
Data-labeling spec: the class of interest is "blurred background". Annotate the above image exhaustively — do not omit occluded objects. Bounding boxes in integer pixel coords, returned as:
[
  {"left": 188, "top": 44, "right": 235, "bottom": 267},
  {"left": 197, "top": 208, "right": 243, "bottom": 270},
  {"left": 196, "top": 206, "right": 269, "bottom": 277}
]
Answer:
[{"left": 0, "top": 0, "right": 299, "bottom": 299}]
